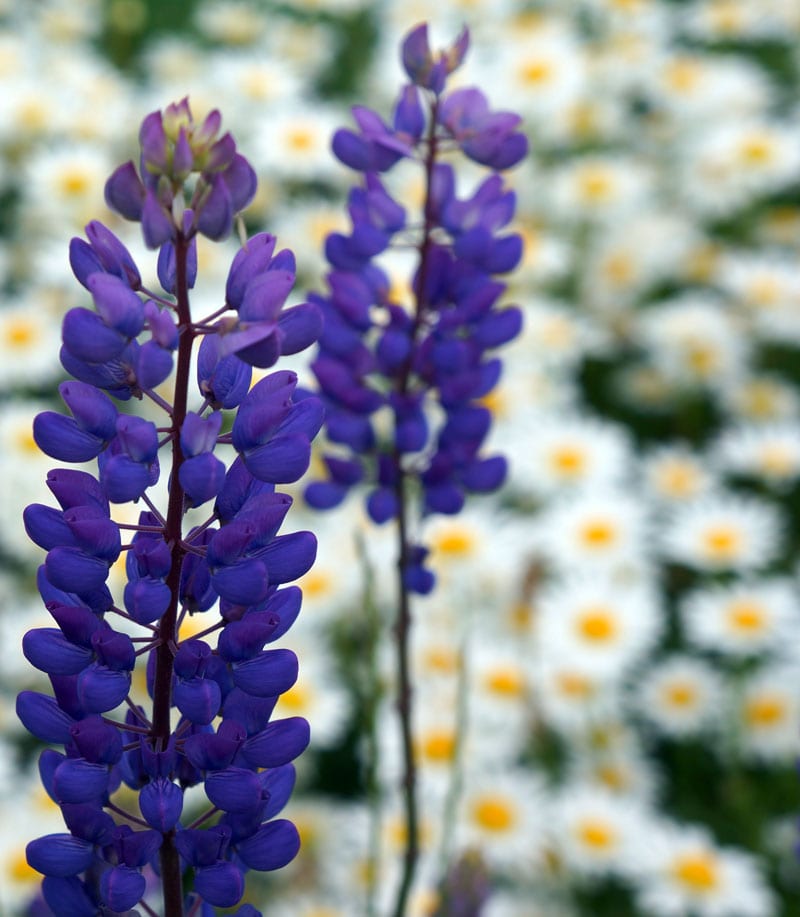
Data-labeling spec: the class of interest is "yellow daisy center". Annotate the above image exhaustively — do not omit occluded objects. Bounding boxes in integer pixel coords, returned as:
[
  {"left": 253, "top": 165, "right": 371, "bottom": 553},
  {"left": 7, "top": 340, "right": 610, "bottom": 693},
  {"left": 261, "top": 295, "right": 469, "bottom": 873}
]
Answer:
[
  {"left": 9, "top": 849, "right": 38, "bottom": 882},
  {"left": 702, "top": 524, "right": 743, "bottom": 561},
  {"left": 15, "top": 427, "right": 40, "bottom": 455},
  {"left": 577, "top": 606, "right": 618, "bottom": 643},
  {"left": 301, "top": 569, "right": 334, "bottom": 599},
  {"left": 556, "top": 670, "right": 594, "bottom": 699},
  {"left": 519, "top": 59, "right": 554, "bottom": 86},
  {"left": 663, "top": 681, "right": 698, "bottom": 708},
  {"left": 578, "top": 518, "right": 618, "bottom": 550},
  {"left": 685, "top": 342, "right": 719, "bottom": 376},
  {"left": 664, "top": 59, "right": 702, "bottom": 93},
  {"left": 744, "top": 694, "right": 786, "bottom": 727},
  {"left": 577, "top": 819, "right": 616, "bottom": 851},
  {"left": 577, "top": 167, "right": 614, "bottom": 204},
  {"left": 278, "top": 682, "right": 311, "bottom": 713},
  {"left": 594, "top": 763, "right": 629, "bottom": 791},
  {"left": 739, "top": 134, "right": 776, "bottom": 167},
  {"left": 655, "top": 460, "right": 700, "bottom": 498},
  {"left": 549, "top": 444, "right": 587, "bottom": 478},
  {"left": 540, "top": 315, "right": 575, "bottom": 349},
  {"left": 58, "top": 168, "right": 92, "bottom": 198},
  {"left": 423, "top": 646, "right": 459, "bottom": 675},
  {"left": 746, "top": 277, "right": 781, "bottom": 308},
  {"left": 472, "top": 795, "right": 516, "bottom": 833},
  {"left": 286, "top": 127, "right": 315, "bottom": 153},
  {"left": 484, "top": 666, "right": 526, "bottom": 697},
  {"left": 602, "top": 252, "right": 635, "bottom": 286},
  {"left": 727, "top": 600, "right": 767, "bottom": 634},
  {"left": 4, "top": 318, "right": 38, "bottom": 348},
  {"left": 672, "top": 852, "right": 720, "bottom": 892},
  {"left": 433, "top": 527, "right": 476, "bottom": 558},
  {"left": 420, "top": 729, "right": 456, "bottom": 763},
  {"left": 758, "top": 444, "right": 796, "bottom": 478}
]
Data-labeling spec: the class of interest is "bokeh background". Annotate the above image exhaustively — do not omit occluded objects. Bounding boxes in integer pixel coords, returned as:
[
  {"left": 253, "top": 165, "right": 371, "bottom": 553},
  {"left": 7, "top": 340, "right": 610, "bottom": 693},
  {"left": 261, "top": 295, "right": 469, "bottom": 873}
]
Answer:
[{"left": 3, "top": 0, "right": 800, "bottom": 914}]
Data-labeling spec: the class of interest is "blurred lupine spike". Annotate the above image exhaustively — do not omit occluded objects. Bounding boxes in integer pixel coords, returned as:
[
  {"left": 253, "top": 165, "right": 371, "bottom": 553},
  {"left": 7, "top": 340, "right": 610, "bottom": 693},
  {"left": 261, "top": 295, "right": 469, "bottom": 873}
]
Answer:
[
  {"left": 19, "top": 100, "right": 322, "bottom": 916},
  {"left": 303, "top": 21, "right": 526, "bottom": 917}
]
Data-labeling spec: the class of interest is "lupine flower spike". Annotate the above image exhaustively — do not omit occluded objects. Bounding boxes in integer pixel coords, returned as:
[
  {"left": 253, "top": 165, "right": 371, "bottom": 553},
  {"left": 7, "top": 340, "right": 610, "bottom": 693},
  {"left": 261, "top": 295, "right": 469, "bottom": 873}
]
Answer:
[
  {"left": 305, "top": 23, "right": 527, "bottom": 916},
  {"left": 19, "top": 98, "right": 323, "bottom": 917}
]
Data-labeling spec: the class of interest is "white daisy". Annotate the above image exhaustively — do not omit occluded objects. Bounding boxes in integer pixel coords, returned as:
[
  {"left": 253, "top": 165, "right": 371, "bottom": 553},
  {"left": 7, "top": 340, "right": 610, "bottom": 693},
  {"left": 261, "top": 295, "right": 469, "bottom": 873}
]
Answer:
[
  {"left": 635, "top": 294, "right": 748, "bottom": 389},
  {"left": 735, "top": 666, "right": 800, "bottom": 762},
  {"left": 548, "top": 154, "right": 652, "bottom": 222},
  {"left": 712, "top": 423, "right": 800, "bottom": 488},
  {"left": 511, "top": 413, "right": 631, "bottom": 497},
  {"left": 721, "top": 373, "right": 800, "bottom": 424},
  {"left": 633, "top": 823, "right": 774, "bottom": 916},
  {"left": 0, "top": 299, "right": 63, "bottom": 388},
  {"left": 550, "top": 782, "right": 652, "bottom": 879},
  {"left": 636, "top": 655, "right": 724, "bottom": 738},
  {"left": 641, "top": 444, "right": 716, "bottom": 505},
  {"left": 536, "top": 575, "right": 661, "bottom": 680},
  {"left": 534, "top": 491, "right": 650, "bottom": 575},
  {"left": 251, "top": 103, "right": 344, "bottom": 182},
  {"left": 660, "top": 494, "right": 781, "bottom": 572},
  {"left": 680, "top": 120, "right": 800, "bottom": 217},
  {"left": 456, "top": 768, "right": 549, "bottom": 873},
  {"left": 531, "top": 657, "right": 615, "bottom": 735}
]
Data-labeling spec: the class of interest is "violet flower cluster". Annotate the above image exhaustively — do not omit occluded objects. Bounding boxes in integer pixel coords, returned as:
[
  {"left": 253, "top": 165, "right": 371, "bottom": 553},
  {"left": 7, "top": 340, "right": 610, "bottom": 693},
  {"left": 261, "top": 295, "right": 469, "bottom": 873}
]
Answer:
[
  {"left": 17, "top": 99, "right": 322, "bottom": 917},
  {"left": 303, "top": 23, "right": 526, "bottom": 917},
  {"left": 305, "top": 23, "right": 526, "bottom": 590}
]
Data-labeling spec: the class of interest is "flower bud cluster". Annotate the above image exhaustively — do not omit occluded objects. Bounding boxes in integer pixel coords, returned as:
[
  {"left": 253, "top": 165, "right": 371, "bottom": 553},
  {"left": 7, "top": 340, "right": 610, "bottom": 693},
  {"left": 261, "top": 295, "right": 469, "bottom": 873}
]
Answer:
[
  {"left": 306, "top": 23, "right": 527, "bottom": 592},
  {"left": 18, "top": 100, "right": 322, "bottom": 916}
]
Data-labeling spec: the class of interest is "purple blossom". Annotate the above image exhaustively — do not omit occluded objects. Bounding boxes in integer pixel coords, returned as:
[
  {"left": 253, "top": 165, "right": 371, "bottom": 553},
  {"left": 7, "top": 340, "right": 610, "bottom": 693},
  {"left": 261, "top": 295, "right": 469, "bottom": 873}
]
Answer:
[{"left": 19, "top": 101, "right": 321, "bottom": 916}]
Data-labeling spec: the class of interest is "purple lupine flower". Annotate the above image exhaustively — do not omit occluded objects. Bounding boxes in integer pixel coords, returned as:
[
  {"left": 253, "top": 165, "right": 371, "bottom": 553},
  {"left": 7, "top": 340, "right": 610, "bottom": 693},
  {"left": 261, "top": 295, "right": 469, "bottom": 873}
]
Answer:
[
  {"left": 304, "top": 22, "right": 526, "bottom": 916},
  {"left": 19, "top": 99, "right": 322, "bottom": 917}
]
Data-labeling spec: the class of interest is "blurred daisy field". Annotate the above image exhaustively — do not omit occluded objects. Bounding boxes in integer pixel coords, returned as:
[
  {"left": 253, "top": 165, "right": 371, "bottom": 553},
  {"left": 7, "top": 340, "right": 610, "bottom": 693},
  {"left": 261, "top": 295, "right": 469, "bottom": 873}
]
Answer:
[{"left": 3, "top": 0, "right": 800, "bottom": 915}]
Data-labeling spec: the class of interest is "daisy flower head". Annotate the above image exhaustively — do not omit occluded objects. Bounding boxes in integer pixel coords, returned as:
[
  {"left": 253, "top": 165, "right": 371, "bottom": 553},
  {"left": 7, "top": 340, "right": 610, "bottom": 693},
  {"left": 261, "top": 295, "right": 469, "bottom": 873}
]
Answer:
[
  {"left": 641, "top": 444, "right": 716, "bottom": 505},
  {"left": 193, "top": 0, "right": 270, "bottom": 45},
  {"left": 0, "top": 298, "right": 64, "bottom": 388},
  {"left": 567, "top": 720, "right": 661, "bottom": 801},
  {"left": 518, "top": 298, "right": 606, "bottom": 370},
  {"left": 532, "top": 656, "right": 616, "bottom": 735},
  {"left": 584, "top": 212, "right": 700, "bottom": 311},
  {"left": 511, "top": 412, "right": 631, "bottom": 497},
  {"left": 680, "top": 120, "right": 800, "bottom": 218},
  {"left": 717, "top": 252, "right": 800, "bottom": 343},
  {"left": 549, "top": 782, "right": 652, "bottom": 880},
  {"left": 456, "top": 768, "right": 549, "bottom": 875},
  {"left": 721, "top": 373, "right": 800, "bottom": 424},
  {"left": 469, "top": 640, "right": 531, "bottom": 751},
  {"left": 647, "top": 52, "right": 769, "bottom": 125},
  {"left": 635, "top": 655, "right": 724, "bottom": 739},
  {"left": 633, "top": 823, "right": 774, "bottom": 917},
  {"left": 534, "top": 490, "right": 651, "bottom": 575},
  {"left": 712, "top": 423, "right": 800, "bottom": 489},
  {"left": 495, "top": 18, "right": 586, "bottom": 131},
  {"left": 548, "top": 154, "right": 652, "bottom": 223},
  {"left": 735, "top": 665, "right": 800, "bottom": 762},
  {"left": 660, "top": 494, "right": 782, "bottom": 573},
  {"left": 536, "top": 574, "right": 661, "bottom": 681},
  {"left": 23, "top": 142, "right": 114, "bottom": 233},
  {"left": 251, "top": 102, "right": 344, "bottom": 183},
  {"left": 682, "top": 578, "right": 800, "bottom": 659},
  {"left": 635, "top": 294, "right": 748, "bottom": 390}
]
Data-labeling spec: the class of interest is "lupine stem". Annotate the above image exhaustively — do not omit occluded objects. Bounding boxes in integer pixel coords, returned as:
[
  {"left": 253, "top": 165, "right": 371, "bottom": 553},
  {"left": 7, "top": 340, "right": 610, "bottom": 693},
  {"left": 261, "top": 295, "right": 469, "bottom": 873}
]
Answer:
[
  {"left": 390, "top": 93, "right": 441, "bottom": 917},
  {"left": 152, "top": 232, "right": 194, "bottom": 917},
  {"left": 391, "top": 466, "right": 419, "bottom": 917}
]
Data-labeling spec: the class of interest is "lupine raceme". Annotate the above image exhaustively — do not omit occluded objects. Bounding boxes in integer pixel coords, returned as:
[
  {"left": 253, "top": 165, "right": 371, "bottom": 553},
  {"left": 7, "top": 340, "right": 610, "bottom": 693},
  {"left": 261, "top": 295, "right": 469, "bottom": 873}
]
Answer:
[
  {"left": 304, "top": 23, "right": 527, "bottom": 917},
  {"left": 17, "top": 99, "right": 323, "bottom": 916}
]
